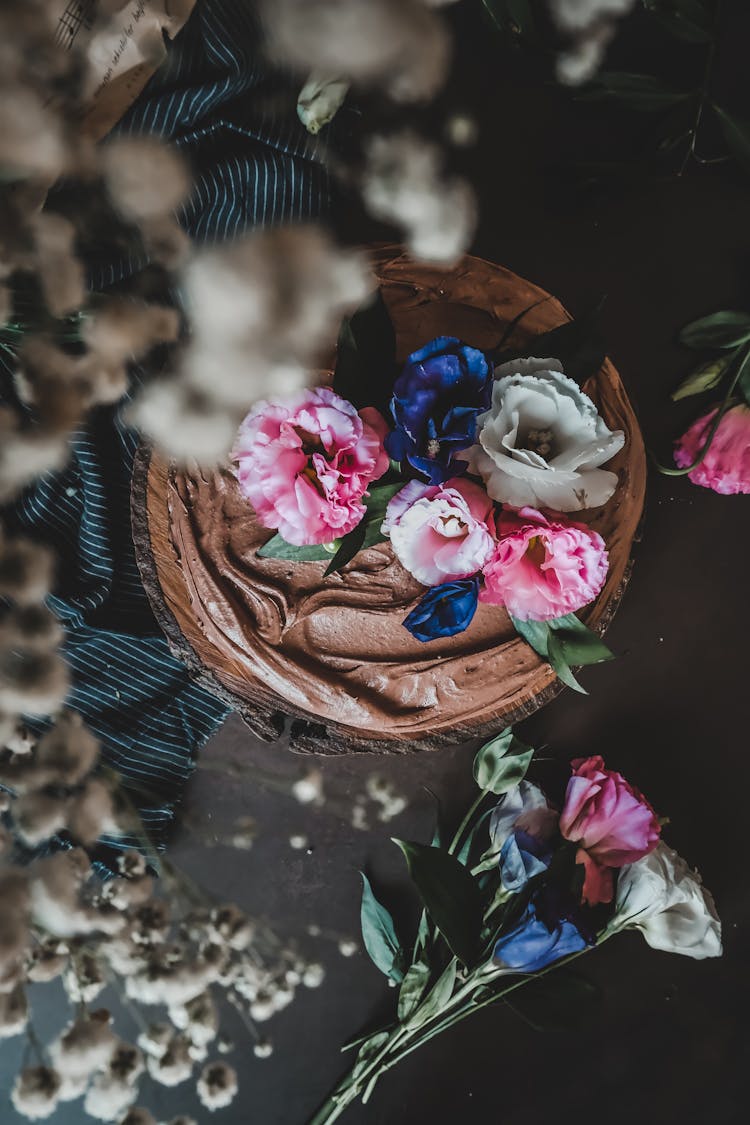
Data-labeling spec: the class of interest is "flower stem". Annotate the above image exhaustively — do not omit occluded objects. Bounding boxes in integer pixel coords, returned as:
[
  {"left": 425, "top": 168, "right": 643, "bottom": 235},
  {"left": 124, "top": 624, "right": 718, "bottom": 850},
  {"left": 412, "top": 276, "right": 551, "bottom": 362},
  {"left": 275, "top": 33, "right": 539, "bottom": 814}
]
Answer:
[
  {"left": 448, "top": 789, "right": 486, "bottom": 856},
  {"left": 310, "top": 938, "right": 607, "bottom": 1124}
]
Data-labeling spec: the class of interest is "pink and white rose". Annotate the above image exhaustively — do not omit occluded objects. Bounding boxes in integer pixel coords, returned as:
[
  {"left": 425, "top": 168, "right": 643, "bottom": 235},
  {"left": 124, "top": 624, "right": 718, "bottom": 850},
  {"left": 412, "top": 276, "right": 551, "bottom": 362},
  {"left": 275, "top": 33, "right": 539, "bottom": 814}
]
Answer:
[
  {"left": 479, "top": 506, "right": 608, "bottom": 622},
  {"left": 383, "top": 477, "right": 495, "bottom": 586},
  {"left": 233, "top": 387, "right": 389, "bottom": 546},
  {"left": 560, "top": 755, "right": 661, "bottom": 906},
  {"left": 674, "top": 402, "right": 750, "bottom": 495}
]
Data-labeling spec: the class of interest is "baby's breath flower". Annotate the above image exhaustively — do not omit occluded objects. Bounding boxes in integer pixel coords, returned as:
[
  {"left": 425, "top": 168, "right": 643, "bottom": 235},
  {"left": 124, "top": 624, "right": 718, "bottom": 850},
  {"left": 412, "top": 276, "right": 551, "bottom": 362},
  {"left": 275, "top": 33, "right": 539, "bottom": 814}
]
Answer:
[
  {"left": 196, "top": 1062, "right": 238, "bottom": 1111},
  {"left": 11, "top": 1066, "right": 61, "bottom": 1120}
]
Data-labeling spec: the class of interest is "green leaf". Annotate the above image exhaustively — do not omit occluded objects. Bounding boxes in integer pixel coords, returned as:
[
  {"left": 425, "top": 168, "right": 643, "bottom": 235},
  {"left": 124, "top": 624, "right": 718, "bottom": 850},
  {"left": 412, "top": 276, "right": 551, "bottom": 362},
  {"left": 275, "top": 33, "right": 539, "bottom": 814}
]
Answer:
[
  {"left": 518, "top": 310, "right": 606, "bottom": 386},
  {"left": 456, "top": 807, "right": 495, "bottom": 866},
  {"left": 257, "top": 534, "right": 335, "bottom": 562},
  {"left": 511, "top": 613, "right": 613, "bottom": 695},
  {"left": 404, "top": 958, "right": 458, "bottom": 1031},
  {"left": 509, "top": 615, "right": 551, "bottom": 658},
  {"left": 581, "top": 72, "right": 691, "bottom": 111},
  {"left": 323, "top": 520, "right": 367, "bottom": 577},
  {"left": 671, "top": 356, "right": 731, "bottom": 401},
  {"left": 480, "top": 0, "right": 536, "bottom": 38},
  {"left": 714, "top": 105, "right": 750, "bottom": 177},
  {"left": 547, "top": 631, "right": 587, "bottom": 695},
  {"left": 393, "top": 840, "right": 484, "bottom": 967},
  {"left": 323, "top": 480, "right": 403, "bottom": 576},
  {"left": 333, "top": 290, "right": 397, "bottom": 413},
  {"left": 397, "top": 959, "right": 430, "bottom": 1022},
  {"left": 549, "top": 613, "right": 615, "bottom": 666},
  {"left": 679, "top": 309, "right": 750, "bottom": 350},
  {"left": 348, "top": 1030, "right": 390, "bottom": 1082},
  {"left": 473, "top": 729, "right": 534, "bottom": 796},
  {"left": 360, "top": 873, "right": 404, "bottom": 983},
  {"left": 505, "top": 970, "right": 602, "bottom": 1032},
  {"left": 642, "top": 0, "right": 714, "bottom": 42}
]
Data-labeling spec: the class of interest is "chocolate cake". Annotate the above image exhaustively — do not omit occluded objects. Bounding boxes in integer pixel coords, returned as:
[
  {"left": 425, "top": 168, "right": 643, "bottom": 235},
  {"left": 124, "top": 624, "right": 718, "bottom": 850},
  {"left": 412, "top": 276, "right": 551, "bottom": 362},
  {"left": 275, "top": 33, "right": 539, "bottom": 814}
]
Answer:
[{"left": 132, "top": 249, "right": 646, "bottom": 754}]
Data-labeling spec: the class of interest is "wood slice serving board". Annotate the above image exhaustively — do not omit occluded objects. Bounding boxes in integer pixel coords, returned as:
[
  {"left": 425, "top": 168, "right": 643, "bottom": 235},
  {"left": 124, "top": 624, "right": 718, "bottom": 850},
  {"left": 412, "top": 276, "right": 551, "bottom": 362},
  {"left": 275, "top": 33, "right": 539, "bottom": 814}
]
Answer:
[{"left": 131, "top": 249, "right": 646, "bottom": 755}]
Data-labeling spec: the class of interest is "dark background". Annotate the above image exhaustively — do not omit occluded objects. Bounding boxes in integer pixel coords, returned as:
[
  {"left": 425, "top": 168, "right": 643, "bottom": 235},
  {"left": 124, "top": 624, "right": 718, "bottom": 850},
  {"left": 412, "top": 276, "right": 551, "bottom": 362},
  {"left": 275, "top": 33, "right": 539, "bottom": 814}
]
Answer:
[{"left": 4, "top": 2, "right": 749, "bottom": 1122}]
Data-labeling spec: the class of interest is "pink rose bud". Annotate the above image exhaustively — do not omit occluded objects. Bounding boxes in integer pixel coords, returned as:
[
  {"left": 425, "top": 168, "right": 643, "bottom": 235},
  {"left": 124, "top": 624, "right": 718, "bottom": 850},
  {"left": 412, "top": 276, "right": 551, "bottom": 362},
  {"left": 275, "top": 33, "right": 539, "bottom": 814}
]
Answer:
[
  {"left": 383, "top": 477, "right": 496, "bottom": 586},
  {"left": 674, "top": 402, "right": 750, "bottom": 495},
  {"left": 479, "top": 506, "right": 608, "bottom": 622},
  {"left": 233, "top": 388, "right": 389, "bottom": 546},
  {"left": 559, "top": 755, "right": 661, "bottom": 906}
]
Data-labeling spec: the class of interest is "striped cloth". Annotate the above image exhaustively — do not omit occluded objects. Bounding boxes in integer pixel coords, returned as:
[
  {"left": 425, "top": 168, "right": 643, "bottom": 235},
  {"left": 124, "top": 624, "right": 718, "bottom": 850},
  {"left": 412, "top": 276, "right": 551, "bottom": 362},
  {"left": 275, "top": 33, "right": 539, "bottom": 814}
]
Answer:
[{"left": 0, "top": 0, "right": 335, "bottom": 859}]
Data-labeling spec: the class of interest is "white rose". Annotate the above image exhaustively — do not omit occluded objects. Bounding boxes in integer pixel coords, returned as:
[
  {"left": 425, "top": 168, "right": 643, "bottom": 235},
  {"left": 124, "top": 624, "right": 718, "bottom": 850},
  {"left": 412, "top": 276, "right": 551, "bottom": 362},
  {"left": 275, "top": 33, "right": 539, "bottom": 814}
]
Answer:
[
  {"left": 614, "top": 842, "right": 722, "bottom": 960},
  {"left": 458, "top": 357, "right": 625, "bottom": 511}
]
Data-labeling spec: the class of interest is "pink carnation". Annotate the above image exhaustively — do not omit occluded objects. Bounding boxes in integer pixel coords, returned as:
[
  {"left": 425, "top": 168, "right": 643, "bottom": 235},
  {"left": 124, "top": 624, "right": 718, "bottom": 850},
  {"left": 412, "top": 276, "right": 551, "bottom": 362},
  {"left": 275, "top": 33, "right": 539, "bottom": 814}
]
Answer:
[
  {"left": 674, "top": 403, "right": 750, "bottom": 495},
  {"left": 479, "top": 506, "right": 608, "bottom": 622},
  {"left": 383, "top": 477, "right": 495, "bottom": 586},
  {"left": 233, "top": 388, "right": 389, "bottom": 546},
  {"left": 560, "top": 756, "right": 661, "bottom": 906}
]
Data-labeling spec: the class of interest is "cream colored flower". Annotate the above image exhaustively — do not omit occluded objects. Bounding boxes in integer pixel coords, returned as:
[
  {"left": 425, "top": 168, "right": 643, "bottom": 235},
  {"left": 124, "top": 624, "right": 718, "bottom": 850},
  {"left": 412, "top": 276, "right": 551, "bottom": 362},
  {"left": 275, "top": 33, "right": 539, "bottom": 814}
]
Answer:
[
  {"left": 615, "top": 842, "right": 722, "bottom": 960},
  {"left": 459, "top": 357, "right": 624, "bottom": 511}
]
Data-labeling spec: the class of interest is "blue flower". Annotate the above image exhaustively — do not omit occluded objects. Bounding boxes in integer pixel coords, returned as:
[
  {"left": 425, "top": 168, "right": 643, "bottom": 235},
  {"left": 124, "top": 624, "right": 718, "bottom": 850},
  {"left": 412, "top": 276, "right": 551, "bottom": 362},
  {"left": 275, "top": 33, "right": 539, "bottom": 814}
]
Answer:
[
  {"left": 385, "top": 337, "right": 491, "bottom": 484},
  {"left": 403, "top": 577, "right": 479, "bottom": 642},
  {"left": 492, "top": 901, "right": 587, "bottom": 973},
  {"left": 489, "top": 781, "right": 559, "bottom": 894}
]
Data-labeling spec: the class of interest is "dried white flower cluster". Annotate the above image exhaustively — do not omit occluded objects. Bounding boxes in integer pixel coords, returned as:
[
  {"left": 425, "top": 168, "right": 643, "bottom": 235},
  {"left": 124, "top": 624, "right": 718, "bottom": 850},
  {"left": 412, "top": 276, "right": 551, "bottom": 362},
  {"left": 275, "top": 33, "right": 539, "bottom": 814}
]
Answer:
[
  {"left": 0, "top": 6, "right": 192, "bottom": 502},
  {"left": 0, "top": 711, "right": 119, "bottom": 849},
  {"left": 129, "top": 226, "right": 372, "bottom": 462},
  {"left": 263, "top": 0, "right": 452, "bottom": 104},
  {"left": 549, "top": 0, "right": 637, "bottom": 84},
  {"left": 350, "top": 774, "right": 409, "bottom": 832},
  {"left": 362, "top": 132, "right": 477, "bottom": 265},
  {"left": 0, "top": 838, "right": 319, "bottom": 1120},
  {"left": 0, "top": 531, "right": 68, "bottom": 736}
]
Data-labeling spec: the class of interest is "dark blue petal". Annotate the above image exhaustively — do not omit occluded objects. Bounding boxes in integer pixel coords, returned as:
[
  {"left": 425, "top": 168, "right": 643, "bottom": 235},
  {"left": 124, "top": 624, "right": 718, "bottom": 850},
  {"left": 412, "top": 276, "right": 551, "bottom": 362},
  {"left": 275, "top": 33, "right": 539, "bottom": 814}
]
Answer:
[
  {"left": 403, "top": 577, "right": 479, "bottom": 642},
  {"left": 385, "top": 427, "right": 412, "bottom": 462},
  {"left": 499, "top": 835, "right": 551, "bottom": 894},
  {"left": 492, "top": 903, "right": 587, "bottom": 973},
  {"left": 387, "top": 337, "right": 492, "bottom": 483},
  {"left": 407, "top": 336, "right": 462, "bottom": 366}
]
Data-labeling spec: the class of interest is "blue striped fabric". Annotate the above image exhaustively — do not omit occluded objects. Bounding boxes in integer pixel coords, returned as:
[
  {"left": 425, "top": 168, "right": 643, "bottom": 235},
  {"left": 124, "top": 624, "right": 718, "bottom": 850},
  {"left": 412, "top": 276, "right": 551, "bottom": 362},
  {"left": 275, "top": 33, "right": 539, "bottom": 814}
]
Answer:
[{"left": 0, "top": 0, "right": 335, "bottom": 859}]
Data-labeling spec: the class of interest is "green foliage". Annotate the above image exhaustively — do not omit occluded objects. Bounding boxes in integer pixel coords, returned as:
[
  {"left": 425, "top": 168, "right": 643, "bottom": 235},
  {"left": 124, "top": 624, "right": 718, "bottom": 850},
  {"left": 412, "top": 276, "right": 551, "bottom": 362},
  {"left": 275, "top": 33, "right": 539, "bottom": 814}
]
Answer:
[
  {"left": 397, "top": 959, "right": 431, "bottom": 1021},
  {"left": 256, "top": 535, "right": 335, "bottom": 562},
  {"left": 473, "top": 729, "right": 534, "bottom": 796},
  {"left": 642, "top": 0, "right": 714, "bottom": 43},
  {"left": 333, "top": 290, "right": 397, "bottom": 414},
  {"left": 505, "top": 969, "right": 602, "bottom": 1031},
  {"left": 323, "top": 481, "right": 403, "bottom": 576},
  {"left": 403, "top": 959, "right": 458, "bottom": 1031},
  {"left": 513, "top": 310, "right": 607, "bottom": 386},
  {"left": 581, "top": 72, "right": 691, "bottom": 112},
  {"left": 360, "top": 873, "right": 405, "bottom": 983},
  {"left": 511, "top": 613, "right": 615, "bottom": 695},
  {"left": 671, "top": 356, "right": 730, "bottom": 401},
  {"left": 393, "top": 840, "right": 484, "bottom": 967},
  {"left": 679, "top": 310, "right": 750, "bottom": 350},
  {"left": 714, "top": 106, "right": 750, "bottom": 178},
  {"left": 480, "top": 0, "right": 537, "bottom": 40}
]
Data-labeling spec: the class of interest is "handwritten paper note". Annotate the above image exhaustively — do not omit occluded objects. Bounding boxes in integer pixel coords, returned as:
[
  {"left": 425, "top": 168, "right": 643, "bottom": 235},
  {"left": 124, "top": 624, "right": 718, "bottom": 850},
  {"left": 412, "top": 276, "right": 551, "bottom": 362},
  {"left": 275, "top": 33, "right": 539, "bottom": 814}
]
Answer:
[{"left": 50, "top": 0, "right": 197, "bottom": 139}]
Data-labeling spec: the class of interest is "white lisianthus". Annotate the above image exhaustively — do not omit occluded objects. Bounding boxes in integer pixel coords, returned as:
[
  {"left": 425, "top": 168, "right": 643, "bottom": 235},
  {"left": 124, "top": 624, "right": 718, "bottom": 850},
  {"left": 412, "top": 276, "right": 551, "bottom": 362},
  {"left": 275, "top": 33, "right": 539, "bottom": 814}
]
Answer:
[
  {"left": 458, "top": 357, "right": 625, "bottom": 511},
  {"left": 614, "top": 842, "right": 722, "bottom": 960}
]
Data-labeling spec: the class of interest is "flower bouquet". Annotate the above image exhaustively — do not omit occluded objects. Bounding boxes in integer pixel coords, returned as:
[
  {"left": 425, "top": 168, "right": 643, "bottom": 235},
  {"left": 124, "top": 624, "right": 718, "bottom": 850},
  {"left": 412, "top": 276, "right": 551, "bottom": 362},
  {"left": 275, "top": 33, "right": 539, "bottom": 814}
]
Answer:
[
  {"left": 233, "top": 290, "right": 628, "bottom": 690},
  {"left": 310, "top": 729, "right": 721, "bottom": 1124}
]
